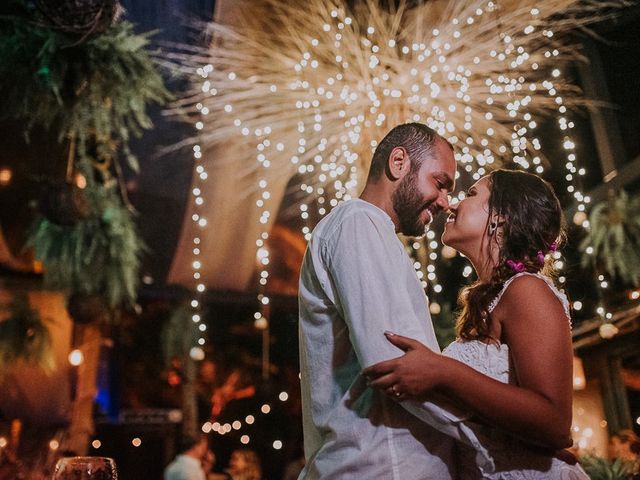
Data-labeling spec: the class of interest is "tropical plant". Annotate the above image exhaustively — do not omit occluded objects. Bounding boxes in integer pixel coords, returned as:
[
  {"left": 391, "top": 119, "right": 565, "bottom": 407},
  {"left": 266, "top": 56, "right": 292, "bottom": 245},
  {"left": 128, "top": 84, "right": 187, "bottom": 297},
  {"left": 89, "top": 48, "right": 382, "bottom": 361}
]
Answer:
[
  {"left": 0, "top": 11, "right": 170, "bottom": 172},
  {"left": 27, "top": 180, "right": 145, "bottom": 308},
  {"left": 1, "top": 2, "right": 170, "bottom": 308},
  {"left": 580, "top": 454, "right": 636, "bottom": 480},
  {"left": 0, "top": 293, "right": 55, "bottom": 375},
  {"left": 580, "top": 190, "right": 640, "bottom": 286}
]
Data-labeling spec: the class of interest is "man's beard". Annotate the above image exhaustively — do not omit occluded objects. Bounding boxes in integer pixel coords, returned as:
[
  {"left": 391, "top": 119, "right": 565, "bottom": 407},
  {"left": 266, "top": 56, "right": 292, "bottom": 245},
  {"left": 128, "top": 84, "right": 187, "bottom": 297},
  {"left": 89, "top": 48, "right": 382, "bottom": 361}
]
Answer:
[{"left": 392, "top": 171, "right": 430, "bottom": 237}]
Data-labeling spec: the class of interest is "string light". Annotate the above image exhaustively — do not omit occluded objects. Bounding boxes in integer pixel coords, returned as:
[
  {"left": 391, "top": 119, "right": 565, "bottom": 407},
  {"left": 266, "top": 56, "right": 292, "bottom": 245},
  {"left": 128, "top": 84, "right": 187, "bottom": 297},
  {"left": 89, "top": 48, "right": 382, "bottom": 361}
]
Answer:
[
  {"left": 68, "top": 349, "right": 84, "bottom": 366},
  {"left": 206, "top": 392, "right": 289, "bottom": 438},
  {"left": 254, "top": 171, "right": 272, "bottom": 330},
  {"left": 0, "top": 167, "right": 12, "bottom": 186},
  {"left": 571, "top": 402, "right": 609, "bottom": 452},
  {"left": 187, "top": 67, "right": 212, "bottom": 355},
  {"left": 173, "top": 0, "right": 622, "bottom": 333}
]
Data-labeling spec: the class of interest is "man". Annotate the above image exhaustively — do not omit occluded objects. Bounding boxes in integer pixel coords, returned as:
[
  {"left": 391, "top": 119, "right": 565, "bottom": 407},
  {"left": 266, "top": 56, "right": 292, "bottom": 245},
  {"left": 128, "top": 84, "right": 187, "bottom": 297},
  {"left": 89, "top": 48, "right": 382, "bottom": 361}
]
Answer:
[
  {"left": 164, "top": 434, "right": 209, "bottom": 480},
  {"left": 298, "top": 123, "right": 461, "bottom": 479}
]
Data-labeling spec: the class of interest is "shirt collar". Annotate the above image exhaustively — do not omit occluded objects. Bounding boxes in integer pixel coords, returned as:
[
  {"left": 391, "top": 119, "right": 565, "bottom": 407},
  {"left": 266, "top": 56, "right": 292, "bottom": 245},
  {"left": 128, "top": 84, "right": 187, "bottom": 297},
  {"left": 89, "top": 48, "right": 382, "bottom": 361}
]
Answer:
[
  {"left": 350, "top": 198, "right": 396, "bottom": 230},
  {"left": 177, "top": 454, "right": 201, "bottom": 468}
]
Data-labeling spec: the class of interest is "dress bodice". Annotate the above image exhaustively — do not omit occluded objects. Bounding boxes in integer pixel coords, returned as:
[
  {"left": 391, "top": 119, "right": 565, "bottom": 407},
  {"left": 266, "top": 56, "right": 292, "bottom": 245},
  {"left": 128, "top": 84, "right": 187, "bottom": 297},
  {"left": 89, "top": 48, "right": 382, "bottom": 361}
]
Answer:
[
  {"left": 443, "top": 340, "right": 510, "bottom": 384},
  {"left": 443, "top": 272, "right": 571, "bottom": 387}
]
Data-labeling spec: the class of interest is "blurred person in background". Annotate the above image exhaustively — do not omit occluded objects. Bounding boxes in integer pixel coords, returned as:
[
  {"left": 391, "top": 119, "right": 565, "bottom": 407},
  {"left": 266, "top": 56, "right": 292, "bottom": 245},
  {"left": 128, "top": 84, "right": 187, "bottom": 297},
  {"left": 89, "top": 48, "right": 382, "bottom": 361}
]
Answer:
[
  {"left": 164, "top": 435, "right": 209, "bottom": 480},
  {"left": 226, "top": 449, "right": 261, "bottom": 480},
  {"left": 609, "top": 429, "right": 640, "bottom": 475}
]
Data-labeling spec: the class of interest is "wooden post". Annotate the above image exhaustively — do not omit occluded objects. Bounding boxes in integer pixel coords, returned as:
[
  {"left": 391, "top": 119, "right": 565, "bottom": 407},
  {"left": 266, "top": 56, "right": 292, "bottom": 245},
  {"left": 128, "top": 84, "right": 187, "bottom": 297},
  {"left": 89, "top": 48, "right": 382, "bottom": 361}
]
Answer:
[
  {"left": 181, "top": 352, "right": 198, "bottom": 437},
  {"left": 65, "top": 323, "right": 102, "bottom": 455},
  {"left": 576, "top": 37, "right": 627, "bottom": 180}
]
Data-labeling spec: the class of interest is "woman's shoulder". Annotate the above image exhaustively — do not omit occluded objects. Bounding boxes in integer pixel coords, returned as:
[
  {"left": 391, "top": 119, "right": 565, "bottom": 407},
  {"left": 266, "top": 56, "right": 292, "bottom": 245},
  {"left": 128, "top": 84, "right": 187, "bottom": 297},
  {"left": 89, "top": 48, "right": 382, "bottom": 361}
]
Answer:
[
  {"left": 492, "top": 272, "right": 571, "bottom": 320},
  {"left": 504, "top": 272, "right": 554, "bottom": 291}
]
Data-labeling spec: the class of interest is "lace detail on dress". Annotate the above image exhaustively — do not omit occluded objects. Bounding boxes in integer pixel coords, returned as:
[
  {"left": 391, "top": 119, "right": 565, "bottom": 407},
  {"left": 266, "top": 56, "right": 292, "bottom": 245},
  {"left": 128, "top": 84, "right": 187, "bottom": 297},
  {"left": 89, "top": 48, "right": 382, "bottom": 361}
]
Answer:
[
  {"left": 487, "top": 272, "right": 571, "bottom": 321},
  {"left": 443, "top": 340, "right": 510, "bottom": 383}
]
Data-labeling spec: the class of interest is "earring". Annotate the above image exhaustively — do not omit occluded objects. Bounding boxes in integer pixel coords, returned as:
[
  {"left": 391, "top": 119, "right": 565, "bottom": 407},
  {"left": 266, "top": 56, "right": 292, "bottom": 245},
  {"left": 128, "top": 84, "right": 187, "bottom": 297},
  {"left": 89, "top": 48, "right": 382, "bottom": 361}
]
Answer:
[{"left": 488, "top": 221, "right": 497, "bottom": 236}]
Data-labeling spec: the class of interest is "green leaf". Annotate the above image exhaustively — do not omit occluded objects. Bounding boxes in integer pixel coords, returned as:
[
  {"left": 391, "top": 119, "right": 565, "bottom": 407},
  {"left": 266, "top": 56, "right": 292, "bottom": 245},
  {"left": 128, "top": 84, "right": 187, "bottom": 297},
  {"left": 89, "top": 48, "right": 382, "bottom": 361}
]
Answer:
[
  {"left": 26, "top": 182, "right": 145, "bottom": 307},
  {"left": 580, "top": 190, "right": 640, "bottom": 286}
]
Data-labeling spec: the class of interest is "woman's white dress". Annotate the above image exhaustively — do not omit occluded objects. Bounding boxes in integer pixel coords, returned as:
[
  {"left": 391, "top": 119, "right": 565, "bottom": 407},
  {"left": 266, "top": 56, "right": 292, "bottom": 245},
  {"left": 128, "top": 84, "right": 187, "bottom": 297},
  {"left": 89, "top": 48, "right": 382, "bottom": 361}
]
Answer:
[{"left": 442, "top": 272, "right": 589, "bottom": 479}]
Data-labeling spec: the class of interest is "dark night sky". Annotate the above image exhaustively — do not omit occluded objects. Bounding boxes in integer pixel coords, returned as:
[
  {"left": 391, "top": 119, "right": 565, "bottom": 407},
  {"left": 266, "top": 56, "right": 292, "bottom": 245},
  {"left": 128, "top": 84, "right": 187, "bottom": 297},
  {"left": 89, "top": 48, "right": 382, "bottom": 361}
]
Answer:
[{"left": 121, "top": 0, "right": 217, "bottom": 285}]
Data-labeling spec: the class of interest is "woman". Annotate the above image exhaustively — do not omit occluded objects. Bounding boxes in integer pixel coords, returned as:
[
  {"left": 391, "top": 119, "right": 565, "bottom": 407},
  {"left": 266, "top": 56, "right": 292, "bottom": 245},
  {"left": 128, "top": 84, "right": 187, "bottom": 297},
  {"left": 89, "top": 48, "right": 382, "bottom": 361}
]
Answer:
[
  {"left": 364, "top": 169, "right": 588, "bottom": 479},
  {"left": 609, "top": 429, "right": 640, "bottom": 475},
  {"left": 226, "top": 449, "right": 262, "bottom": 480}
]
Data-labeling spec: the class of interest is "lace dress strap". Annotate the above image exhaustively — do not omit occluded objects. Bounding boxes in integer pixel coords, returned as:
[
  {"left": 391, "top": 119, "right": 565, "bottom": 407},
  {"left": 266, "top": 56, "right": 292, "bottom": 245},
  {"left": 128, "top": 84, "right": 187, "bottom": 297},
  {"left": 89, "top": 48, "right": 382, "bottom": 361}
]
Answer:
[{"left": 487, "top": 272, "right": 571, "bottom": 320}]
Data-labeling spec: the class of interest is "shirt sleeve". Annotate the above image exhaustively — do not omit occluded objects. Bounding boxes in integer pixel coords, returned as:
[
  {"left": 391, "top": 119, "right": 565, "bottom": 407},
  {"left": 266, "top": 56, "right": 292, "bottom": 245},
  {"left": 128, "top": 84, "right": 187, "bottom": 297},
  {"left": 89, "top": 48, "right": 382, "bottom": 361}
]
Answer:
[
  {"left": 402, "top": 401, "right": 495, "bottom": 474},
  {"left": 323, "top": 210, "right": 495, "bottom": 474},
  {"left": 322, "top": 210, "right": 439, "bottom": 368}
]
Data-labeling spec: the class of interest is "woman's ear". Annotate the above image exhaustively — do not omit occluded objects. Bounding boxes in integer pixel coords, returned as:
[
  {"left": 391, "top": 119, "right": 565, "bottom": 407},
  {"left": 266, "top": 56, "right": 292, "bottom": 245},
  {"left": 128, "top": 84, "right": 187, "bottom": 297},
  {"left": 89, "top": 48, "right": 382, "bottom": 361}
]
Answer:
[
  {"left": 488, "top": 216, "right": 499, "bottom": 236},
  {"left": 387, "top": 147, "right": 410, "bottom": 180},
  {"left": 488, "top": 214, "right": 505, "bottom": 237}
]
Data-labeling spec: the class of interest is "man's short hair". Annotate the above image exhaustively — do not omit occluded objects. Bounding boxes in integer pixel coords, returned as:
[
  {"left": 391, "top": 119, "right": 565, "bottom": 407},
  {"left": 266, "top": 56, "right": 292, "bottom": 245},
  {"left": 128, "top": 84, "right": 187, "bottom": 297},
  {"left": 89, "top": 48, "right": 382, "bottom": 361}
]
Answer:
[
  {"left": 367, "top": 123, "right": 451, "bottom": 180},
  {"left": 177, "top": 434, "right": 204, "bottom": 454}
]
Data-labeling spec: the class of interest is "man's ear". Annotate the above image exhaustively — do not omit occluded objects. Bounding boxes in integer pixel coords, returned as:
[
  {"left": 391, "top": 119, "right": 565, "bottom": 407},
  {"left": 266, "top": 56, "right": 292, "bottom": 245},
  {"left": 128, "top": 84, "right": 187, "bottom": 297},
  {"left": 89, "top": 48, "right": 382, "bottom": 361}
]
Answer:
[{"left": 386, "top": 147, "right": 410, "bottom": 181}]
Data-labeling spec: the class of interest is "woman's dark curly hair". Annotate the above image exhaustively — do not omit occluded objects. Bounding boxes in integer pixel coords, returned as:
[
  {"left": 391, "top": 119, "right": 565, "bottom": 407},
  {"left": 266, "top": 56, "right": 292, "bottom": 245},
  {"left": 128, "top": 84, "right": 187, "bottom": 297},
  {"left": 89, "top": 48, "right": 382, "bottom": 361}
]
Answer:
[{"left": 456, "top": 169, "right": 566, "bottom": 341}]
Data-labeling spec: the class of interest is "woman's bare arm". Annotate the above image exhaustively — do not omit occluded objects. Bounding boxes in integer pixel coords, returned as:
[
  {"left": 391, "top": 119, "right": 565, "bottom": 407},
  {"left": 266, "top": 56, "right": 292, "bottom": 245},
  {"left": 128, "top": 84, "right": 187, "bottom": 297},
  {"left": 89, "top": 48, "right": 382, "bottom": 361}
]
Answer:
[{"left": 363, "top": 276, "right": 573, "bottom": 449}]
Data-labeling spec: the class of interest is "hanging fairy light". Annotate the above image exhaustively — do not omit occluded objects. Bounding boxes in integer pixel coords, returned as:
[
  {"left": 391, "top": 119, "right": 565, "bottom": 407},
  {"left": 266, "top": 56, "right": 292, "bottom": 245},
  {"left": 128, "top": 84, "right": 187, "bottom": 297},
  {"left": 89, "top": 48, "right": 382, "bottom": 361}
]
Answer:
[
  {"left": 254, "top": 170, "right": 272, "bottom": 329},
  {"left": 545, "top": 60, "right": 612, "bottom": 319},
  {"left": 187, "top": 64, "right": 213, "bottom": 353}
]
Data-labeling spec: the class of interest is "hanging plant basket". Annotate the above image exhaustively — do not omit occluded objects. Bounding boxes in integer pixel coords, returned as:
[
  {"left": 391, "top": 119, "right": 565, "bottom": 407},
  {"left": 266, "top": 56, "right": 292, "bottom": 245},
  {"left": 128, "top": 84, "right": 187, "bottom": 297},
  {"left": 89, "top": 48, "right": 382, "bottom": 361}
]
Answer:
[
  {"left": 27, "top": 179, "right": 146, "bottom": 309},
  {"left": 36, "top": 0, "right": 123, "bottom": 42},
  {"left": 0, "top": 15, "right": 171, "bottom": 172},
  {"left": 39, "top": 181, "right": 90, "bottom": 226},
  {"left": 66, "top": 292, "right": 109, "bottom": 324},
  {"left": 580, "top": 190, "right": 640, "bottom": 286}
]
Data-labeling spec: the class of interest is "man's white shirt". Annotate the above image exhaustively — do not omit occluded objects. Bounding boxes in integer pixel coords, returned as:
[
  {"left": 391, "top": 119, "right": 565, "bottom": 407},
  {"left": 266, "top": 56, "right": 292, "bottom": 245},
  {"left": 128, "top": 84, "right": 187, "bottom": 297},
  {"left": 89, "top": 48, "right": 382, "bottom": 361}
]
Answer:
[
  {"left": 298, "top": 199, "right": 460, "bottom": 479},
  {"left": 164, "top": 454, "right": 206, "bottom": 480}
]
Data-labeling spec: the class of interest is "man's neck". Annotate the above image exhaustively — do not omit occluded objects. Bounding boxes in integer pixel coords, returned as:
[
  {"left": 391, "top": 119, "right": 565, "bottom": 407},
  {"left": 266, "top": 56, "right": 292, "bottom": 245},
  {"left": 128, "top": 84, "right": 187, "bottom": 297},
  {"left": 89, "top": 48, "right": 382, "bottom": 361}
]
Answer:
[
  {"left": 360, "top": 184, "right": 399, "bottom": 231},
  {"left": 184, "top": 451, "right": 201, "bottom": 461}
]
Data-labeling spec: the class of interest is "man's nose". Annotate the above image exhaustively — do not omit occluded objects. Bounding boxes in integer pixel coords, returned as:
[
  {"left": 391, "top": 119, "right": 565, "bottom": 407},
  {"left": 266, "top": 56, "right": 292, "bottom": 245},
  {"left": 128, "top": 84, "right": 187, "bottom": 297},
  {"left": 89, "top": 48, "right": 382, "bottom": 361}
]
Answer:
[{"left": 436, "top": 192, "right": 450, "bottom": 211}]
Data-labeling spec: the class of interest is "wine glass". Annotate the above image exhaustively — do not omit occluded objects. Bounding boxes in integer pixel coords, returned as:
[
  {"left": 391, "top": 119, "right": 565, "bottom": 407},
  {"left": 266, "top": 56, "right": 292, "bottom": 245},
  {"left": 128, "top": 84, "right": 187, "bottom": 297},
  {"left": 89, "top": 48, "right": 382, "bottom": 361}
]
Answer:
[{"left": 52, "top": 456, "right": 117, "bottom": 480}]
